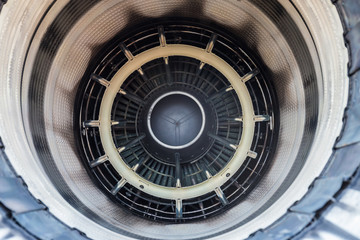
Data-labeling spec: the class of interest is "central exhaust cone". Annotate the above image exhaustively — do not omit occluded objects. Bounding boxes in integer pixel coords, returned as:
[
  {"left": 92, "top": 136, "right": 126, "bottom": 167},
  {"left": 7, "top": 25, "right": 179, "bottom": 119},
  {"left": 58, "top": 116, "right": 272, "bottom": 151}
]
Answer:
[{"left": 148, "top": 91, "right": 205, "bottom": 150}]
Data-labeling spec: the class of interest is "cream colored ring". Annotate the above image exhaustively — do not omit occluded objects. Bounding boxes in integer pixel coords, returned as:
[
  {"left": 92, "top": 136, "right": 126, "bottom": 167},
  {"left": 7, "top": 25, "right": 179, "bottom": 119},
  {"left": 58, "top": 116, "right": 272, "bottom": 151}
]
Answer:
[{"left": 99, "top": 44, "right": 255, "bottom": 200}]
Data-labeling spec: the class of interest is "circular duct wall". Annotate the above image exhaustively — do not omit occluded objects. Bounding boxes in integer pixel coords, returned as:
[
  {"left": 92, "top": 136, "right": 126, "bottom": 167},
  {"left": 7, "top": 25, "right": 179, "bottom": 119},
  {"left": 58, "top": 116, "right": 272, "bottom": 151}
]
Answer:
[{"left": 0, "top": 0, "right": 349, "bottom": 239}]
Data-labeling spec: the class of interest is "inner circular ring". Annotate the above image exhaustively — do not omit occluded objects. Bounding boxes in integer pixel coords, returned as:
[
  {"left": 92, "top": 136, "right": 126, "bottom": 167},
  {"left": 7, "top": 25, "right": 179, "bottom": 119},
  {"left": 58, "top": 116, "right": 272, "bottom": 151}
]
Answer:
[
  {"left": 147, "top": 91, "right": 206, "bottom": 149},
  {"left": 99, "top": 45, "right": 255, "bottom": 200}
]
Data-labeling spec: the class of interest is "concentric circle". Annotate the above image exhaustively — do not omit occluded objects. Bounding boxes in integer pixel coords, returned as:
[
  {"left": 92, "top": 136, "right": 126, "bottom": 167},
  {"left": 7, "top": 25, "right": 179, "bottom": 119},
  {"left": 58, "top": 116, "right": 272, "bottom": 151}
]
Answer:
[
  {"left": 0, "top": 0, "right": 349, "bottom": 239},
  {"left": 147, "top": 91, "right": 205, "bottom": 150},
  {"left": 77, "top": 22, "right": 277, "bottom": 222},
  {"left": 99, "top": 44, "right": 256, "bottom": 200}
]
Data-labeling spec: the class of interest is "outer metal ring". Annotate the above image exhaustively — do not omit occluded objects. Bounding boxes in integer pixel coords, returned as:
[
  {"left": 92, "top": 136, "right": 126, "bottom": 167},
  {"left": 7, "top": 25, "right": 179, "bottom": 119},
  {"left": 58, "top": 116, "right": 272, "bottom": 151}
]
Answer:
[
  {"left": 147, "top": 91, "right": 206, "bottom": 150},
  {"left": 98, "top": 44, "right": 255, "bottom": 200},
  {"left": 0, "top": 0, "right": 348, "bottom": 239}
]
